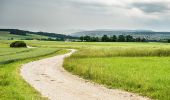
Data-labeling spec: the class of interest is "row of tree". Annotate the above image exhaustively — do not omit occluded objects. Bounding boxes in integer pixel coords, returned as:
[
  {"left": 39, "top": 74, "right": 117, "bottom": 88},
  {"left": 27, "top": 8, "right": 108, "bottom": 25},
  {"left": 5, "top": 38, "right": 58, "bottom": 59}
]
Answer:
[{"left": 80, "top": 35, "right": 147, "bottom": 42}]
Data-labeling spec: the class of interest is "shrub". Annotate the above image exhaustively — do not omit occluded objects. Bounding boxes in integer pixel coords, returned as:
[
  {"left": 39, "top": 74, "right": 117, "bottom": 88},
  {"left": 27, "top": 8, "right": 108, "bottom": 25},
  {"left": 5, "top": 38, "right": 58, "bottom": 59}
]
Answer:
[{"left": 10, "top": 41, "right": 27, "bottom": 48}]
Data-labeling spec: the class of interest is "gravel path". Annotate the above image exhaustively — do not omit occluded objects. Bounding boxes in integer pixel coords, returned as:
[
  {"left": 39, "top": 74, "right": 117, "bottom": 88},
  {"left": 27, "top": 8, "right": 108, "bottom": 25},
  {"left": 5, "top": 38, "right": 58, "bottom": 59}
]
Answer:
[{"left": 21, "top": 49, "right": 149, "bottom": 100}]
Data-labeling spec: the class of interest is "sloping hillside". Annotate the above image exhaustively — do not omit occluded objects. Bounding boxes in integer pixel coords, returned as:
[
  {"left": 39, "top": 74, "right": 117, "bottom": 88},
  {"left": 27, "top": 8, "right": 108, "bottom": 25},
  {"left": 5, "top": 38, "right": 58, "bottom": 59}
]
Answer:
[
  {"left": 71, "top": 30, "right": 170, "bottom": 40},
  {"left": 0, "top": 29, "right": 77, "bottom": 40},
  {"left": 0, "top": 31, "right": 48, "bottom": 40}
]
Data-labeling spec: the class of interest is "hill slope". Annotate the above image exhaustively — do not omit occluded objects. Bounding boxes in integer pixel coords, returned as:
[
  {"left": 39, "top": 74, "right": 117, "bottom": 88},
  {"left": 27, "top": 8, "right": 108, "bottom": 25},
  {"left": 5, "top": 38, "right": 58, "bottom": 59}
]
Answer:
[
  {"left": 0, "top": 29, "right": 77, "bottom": 40},
  {"left": 0, "top": 31, "right": 49, "bottom": 40},
  {"left": 71, "top": 30, "right": 170, "bottom": 40}
]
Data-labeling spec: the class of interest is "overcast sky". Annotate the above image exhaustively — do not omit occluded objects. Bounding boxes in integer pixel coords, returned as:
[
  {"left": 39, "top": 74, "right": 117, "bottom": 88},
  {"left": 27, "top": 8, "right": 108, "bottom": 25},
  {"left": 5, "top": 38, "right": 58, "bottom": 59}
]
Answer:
[{"left": 1, "top": 0, "right": 170, "bottom": 34}]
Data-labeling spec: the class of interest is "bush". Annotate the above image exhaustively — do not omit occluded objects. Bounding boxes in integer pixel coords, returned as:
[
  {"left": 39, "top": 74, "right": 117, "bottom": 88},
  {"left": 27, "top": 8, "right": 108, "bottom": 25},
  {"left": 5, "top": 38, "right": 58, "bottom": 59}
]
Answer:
[{"left": 10, "top": 41, "right": 27, "bottom": 48}]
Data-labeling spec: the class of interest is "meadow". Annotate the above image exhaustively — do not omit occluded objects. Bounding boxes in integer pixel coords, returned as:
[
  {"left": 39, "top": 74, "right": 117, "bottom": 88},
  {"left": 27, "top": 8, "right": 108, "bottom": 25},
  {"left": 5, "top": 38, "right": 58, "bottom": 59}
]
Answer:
[
  {"left": 1, "top": 40, "right": 170, "bottom": 100},
  {"left": 0, "top": 40, "right": 68, "bottom": 100},
  {"left": 63, "top": 42, "right": 170, "bottom": 100},
  {"left": 0, "top": 31, "right": 48, "bottom": 40}
]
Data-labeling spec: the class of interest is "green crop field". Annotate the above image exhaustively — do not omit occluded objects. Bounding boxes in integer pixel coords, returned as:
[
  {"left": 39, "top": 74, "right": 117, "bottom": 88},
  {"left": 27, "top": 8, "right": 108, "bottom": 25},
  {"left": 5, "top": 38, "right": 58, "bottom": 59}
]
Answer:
[
  {"left": 0, "top": 31, "right": 48, "bottom": 40},
  {"left": 1, "top": 40, "right": 170, "bottom": 100},
  {"left": 0, "top": 40, "right": 68, "bottom": 100},
  {"left": 63, "top": 42, "right": 170, "bottom": 100}
]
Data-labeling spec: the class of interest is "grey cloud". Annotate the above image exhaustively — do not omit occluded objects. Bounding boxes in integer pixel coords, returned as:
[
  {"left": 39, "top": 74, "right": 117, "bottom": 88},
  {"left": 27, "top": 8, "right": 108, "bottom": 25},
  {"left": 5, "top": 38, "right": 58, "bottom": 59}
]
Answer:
[
  {"left": 1, "top": 0, "right": 170, "bottom": 33},
  {"left": 60, "top": 0, "right": 113, "bottom": 14},
  {"left": 131, "top": 2, "right": 170, "bottom": 13}
]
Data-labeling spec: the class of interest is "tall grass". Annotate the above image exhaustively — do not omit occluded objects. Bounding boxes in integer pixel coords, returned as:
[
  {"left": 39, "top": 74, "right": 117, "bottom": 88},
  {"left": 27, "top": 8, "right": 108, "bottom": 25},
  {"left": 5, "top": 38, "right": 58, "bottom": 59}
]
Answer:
[
  {"left": 72, "top": 47, "right": 170, "bottom": 58},
  {"left": 64, "top": 43, "right": 170, "bottom": 100}
]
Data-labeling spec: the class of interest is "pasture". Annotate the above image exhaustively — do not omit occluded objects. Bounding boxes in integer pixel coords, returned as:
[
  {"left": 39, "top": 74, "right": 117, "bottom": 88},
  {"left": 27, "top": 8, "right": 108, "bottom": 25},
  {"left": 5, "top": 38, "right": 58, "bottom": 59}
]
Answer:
[
  {"left": 0, "top": 40, "right": 68, "bottom": 99},
  {"left": 63, "top": 42, "right": 170, "bottom": 100},
  {"left": 1, "top": 40, "right": 170, "bottom": 99},
  {"left": 0, "top": 31, "right": 48, "bottom": 40}
]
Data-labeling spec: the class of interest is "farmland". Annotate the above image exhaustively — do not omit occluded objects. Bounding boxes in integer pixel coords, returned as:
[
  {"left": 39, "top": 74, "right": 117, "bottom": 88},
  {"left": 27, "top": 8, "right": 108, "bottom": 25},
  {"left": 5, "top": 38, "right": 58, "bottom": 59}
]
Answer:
[
  {"left": 1, "top": 40, "right": 170, "bottom": 99},
  {"left": 0, "top": 40, "right": 68, "bottom": 99},
  {"left": 0, "top": 31, "right": 49, "bottom": 40},
  {"left": 63, "top": 42, "right": 170, "bottom": 100}
]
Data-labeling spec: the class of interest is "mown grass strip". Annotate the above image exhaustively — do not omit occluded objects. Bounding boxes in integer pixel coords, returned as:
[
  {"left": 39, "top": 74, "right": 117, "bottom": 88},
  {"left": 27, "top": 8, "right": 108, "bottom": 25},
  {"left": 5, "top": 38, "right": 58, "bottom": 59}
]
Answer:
[
  {"left": 0, "top": 48, "right": 60, "bottom": 65},
  {"left": 0, "top": 49, "right": 33, "bottom": 57}
]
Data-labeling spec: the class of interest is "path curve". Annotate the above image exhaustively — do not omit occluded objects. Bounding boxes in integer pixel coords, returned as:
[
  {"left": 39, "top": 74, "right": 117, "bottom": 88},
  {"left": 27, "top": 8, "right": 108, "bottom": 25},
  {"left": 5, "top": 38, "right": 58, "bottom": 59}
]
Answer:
[
  {"left": 27, "top": 46, "right": 37, "bottom": 48},
  {"left": 21, "top": 49, "right": 149, "bottom": 100}
]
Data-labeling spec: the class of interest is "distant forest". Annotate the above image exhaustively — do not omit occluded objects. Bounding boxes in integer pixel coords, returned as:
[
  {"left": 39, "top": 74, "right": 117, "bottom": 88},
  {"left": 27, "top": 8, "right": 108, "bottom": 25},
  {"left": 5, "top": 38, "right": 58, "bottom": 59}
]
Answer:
[
  {"left": 0, "top": 29, "right": 77, "bottom": 40},
  {"left": 1, "top": 29, "right": 170, "bottom": 42},
  {"left": 80, "top": 35, "right": 147, "bottom": 42}
]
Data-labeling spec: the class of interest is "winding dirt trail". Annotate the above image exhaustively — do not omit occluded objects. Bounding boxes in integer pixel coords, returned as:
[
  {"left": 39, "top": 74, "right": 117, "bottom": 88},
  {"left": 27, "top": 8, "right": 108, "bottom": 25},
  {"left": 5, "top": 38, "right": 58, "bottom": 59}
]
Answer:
[{"left": 21, "top": 49, "right": 149, "bottom": 100}]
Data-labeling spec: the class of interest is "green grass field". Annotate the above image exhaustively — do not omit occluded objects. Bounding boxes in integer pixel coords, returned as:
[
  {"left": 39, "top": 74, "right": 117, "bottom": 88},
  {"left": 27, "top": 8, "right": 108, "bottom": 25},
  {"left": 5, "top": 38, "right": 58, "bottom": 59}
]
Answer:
[
  {"left": 63, "top": 42, "right": 170, "bottom": 100},
  {"left": 0, "top": 40, "right": 68, "bottom": 100},
  {"left": 1, "top": 40, "right": 170, "bottom": 100},
  {"left": 0, "top": 31, "right": 48, "bottom": 40}
]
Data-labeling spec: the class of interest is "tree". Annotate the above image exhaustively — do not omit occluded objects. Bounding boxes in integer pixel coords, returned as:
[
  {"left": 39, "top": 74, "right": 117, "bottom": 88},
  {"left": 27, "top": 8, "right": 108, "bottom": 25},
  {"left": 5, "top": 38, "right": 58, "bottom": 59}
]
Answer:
[
  {"left": 126, "top": 35, "right": 133, "bottom": 42},
  {"left": 102, "top": 35, "right": 110, "bottom": 42},
  {"left": 135, "top": 37, "right": 141, "bottom": 42},
  {"left": 91, "top": 37, "right": 99, "bottom": 42},
  {"left": 118, "top": 35, "right": 125, "bottom": 42},
  {"left": 84, "top": 35, "right": 91, "bottom": 42},
  {"left": 111, "top": 35, "right": 117, "bottom": 42},
  {"left": 141, "top": 38, "right": 146, "bottom": 42},
  {"left": 79, "top": 35, "right": 146, "bottom": 42},
  {"left": 168, "top": 39, "right": 170, "bottom": 43},
  {"left": 10, "top": 41, "right": 27, "bottom": 48},
  {"left": 80, "top": 36, "right": 84, "bottom": 41},
  {"left": 10, "top": 29, "right": 26, "bottom": 35}
]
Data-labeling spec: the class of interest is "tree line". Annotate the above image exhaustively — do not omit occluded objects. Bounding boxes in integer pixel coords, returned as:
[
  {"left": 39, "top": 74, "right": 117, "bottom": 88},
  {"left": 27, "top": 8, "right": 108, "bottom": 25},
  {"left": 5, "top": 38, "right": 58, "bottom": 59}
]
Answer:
[{"left": 80, "top": 35, "right": 147, "bottom": 42}]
